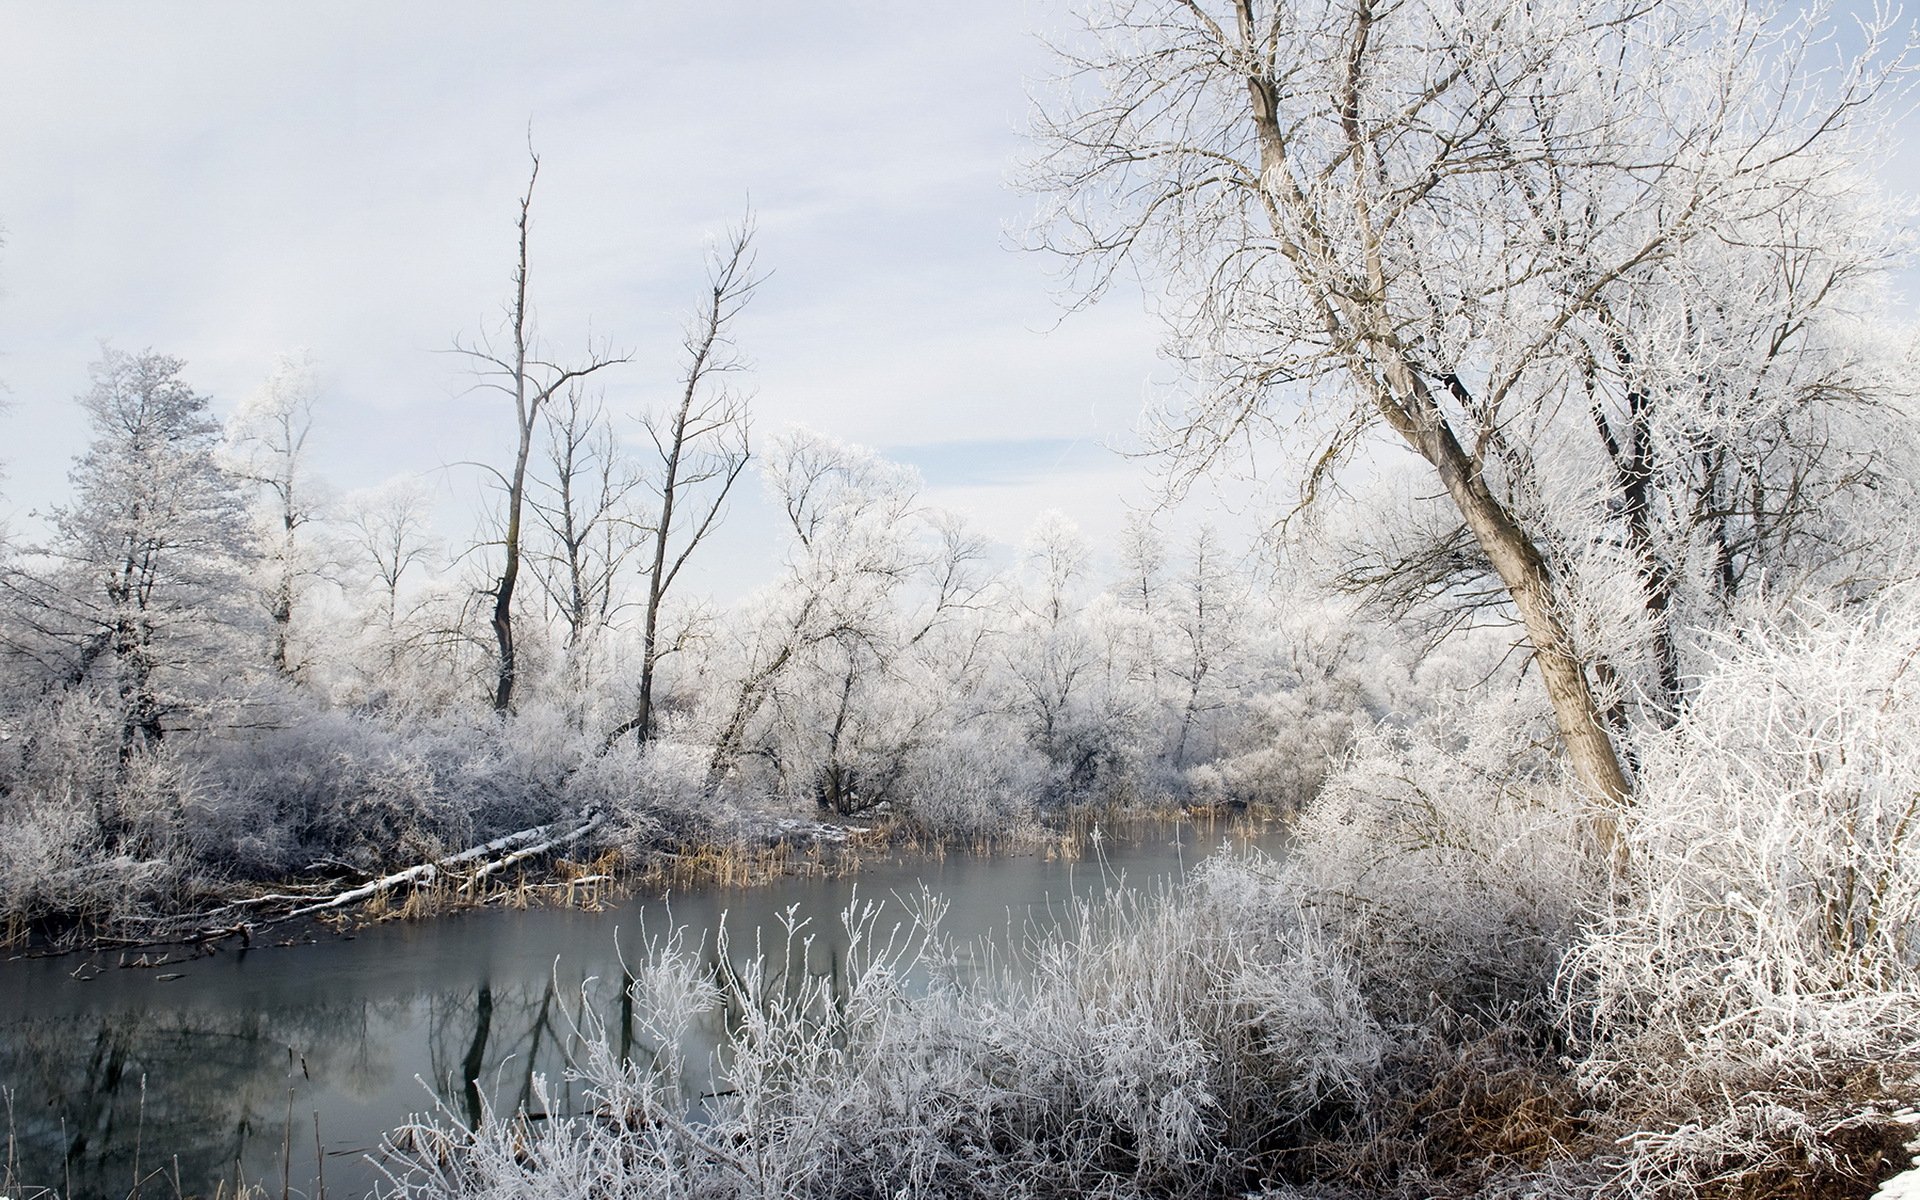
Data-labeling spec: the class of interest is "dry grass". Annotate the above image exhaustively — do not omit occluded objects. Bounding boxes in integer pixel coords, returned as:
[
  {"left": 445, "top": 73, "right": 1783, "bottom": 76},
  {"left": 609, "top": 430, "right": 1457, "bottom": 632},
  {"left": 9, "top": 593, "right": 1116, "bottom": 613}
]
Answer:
[{"left": 1291, "top": 1018, "right": 1592, "bottom": 1198}]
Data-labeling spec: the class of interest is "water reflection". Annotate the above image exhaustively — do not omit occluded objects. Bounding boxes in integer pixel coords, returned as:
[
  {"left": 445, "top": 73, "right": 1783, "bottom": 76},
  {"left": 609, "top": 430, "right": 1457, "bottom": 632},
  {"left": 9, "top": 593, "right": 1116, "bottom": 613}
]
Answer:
[{"left": 0, "top": 819, "right": 1280, "bottom": 1198}]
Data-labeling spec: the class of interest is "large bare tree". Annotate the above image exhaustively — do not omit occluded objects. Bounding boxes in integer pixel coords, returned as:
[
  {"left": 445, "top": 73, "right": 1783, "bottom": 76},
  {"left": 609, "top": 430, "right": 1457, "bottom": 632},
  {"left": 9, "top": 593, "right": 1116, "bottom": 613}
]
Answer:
[
  {"left": 454, "top": 149, "right": 629, "bottom": 713},
  {"left": 1030, "top": 0, "right": 1904, "bottom": 841}
]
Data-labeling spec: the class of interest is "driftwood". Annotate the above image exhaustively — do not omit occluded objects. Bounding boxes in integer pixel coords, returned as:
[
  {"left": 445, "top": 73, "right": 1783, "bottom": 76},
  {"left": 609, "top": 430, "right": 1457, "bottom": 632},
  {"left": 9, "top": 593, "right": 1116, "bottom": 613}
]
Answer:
[
  {"left": 463, "top": 813, "right": 604, "bottom": 891},
  {"left": 176, "top": 812, "right": 607, "bottom": 942}
]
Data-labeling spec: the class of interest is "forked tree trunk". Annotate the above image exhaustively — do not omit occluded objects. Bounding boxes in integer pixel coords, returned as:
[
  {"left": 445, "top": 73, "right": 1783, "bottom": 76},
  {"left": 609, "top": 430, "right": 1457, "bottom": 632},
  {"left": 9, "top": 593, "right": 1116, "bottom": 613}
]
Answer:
[
  {"left": 1236, "top": 37, "right": 1633, "bottom": 849},
  {"left": 464, "top": 149, "right": 628, "bottom": 711}
]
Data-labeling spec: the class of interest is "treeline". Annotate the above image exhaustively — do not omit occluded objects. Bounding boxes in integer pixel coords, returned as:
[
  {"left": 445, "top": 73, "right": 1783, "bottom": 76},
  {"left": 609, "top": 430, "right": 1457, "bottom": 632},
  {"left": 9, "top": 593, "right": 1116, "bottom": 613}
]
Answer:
[{"left": 0, "top": 340, "right": 1428, "bottom": 936}]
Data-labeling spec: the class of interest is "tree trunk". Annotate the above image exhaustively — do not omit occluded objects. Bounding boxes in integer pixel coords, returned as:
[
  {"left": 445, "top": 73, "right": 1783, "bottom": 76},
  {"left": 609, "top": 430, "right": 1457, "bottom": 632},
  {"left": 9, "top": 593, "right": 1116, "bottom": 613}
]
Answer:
[
  {"left": 1390, "top": 367, "right": 1632, "bottom": 848},
  {"left": 491, "top": 172, "right": 535, "bottom": 714},
  {"left": 1237, "top": 35, "right": 1632, "bottom": 844}
]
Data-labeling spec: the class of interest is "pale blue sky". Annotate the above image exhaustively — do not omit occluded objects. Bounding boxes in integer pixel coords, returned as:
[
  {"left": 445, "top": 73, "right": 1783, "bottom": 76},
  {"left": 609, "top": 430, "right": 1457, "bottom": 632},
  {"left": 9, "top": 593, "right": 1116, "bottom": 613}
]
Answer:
[
  {"left": 0, "top": 2, "right": 1195, "bottom": 596},
  {"left": 2, "top": 3, "right": 1913, "bottom": 598}
]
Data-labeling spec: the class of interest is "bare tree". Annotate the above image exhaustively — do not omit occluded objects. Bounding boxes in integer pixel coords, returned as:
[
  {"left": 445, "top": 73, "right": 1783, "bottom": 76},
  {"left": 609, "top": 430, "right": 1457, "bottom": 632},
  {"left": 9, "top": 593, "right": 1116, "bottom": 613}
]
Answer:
[
  {"left": 1030, "top": 0, "right": 1905, "bottom": 840},
  {"left": 608, "top": 220, "right": 759, "bottom": 748},
  {"left": 453, "top": 147, "right": 629, "bottom": 713},
  {"left": 527, "top": 383, "right": 646, "bottom": 652},
  {"left": 340, "top": 477, "right": 440, "bottom": 645}
]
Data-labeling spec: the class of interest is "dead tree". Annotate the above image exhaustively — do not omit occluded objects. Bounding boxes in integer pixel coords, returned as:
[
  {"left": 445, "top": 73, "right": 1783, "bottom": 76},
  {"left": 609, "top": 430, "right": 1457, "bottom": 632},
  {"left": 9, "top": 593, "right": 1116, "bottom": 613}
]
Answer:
[
  {"left": 608, "top": 219, "right": 759, "bottom": 747},
  {"left": 453, "top": 147, "right": 629, "bottom": 713}
]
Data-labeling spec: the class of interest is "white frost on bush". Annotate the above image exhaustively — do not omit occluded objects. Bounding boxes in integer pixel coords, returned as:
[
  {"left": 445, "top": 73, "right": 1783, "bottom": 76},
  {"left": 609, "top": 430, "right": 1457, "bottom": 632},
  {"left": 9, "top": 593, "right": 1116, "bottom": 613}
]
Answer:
[
  {"left": 379, "top": 851, "right": 1389, "bottom": 1199},
  {"left": 1292, "top": 701, "right": 1599, "bottom": 1021},
  {"left": 1566, "top": 587, "right": 1920, "bottom": 1193}
]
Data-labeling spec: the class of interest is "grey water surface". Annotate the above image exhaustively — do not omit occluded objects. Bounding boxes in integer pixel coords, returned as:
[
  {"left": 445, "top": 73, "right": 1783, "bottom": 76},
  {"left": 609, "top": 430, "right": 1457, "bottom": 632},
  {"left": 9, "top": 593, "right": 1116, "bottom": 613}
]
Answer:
[{"left": 0, "top": 818, "right": 1283, "bottom": 1199}]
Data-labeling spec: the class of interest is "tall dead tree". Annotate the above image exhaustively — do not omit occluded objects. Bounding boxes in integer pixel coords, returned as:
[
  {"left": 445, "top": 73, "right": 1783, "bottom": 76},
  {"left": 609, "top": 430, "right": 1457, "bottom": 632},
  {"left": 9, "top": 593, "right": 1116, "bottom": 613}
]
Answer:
[
  {"left": 608, "top": 220, "right": 759, "bottom": 747},
  {"left": 454, "top": 149, "right": 628, "bottom": 713}
]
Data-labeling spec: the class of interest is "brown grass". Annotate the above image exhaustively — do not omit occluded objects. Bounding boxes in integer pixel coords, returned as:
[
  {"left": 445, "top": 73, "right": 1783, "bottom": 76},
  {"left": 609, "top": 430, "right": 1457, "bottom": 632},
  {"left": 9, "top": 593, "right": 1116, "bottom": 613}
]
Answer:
[{"left": 1291, "top": 1021, "right": 1593, "bottom": 1199}]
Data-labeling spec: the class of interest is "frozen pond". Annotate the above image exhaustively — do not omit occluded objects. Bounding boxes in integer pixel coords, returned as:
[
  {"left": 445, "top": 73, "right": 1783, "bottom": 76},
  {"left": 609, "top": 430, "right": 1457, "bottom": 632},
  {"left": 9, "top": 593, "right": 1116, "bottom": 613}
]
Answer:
[{"left": 0, "top": 818, "right": 1283, "bottom": 1198}]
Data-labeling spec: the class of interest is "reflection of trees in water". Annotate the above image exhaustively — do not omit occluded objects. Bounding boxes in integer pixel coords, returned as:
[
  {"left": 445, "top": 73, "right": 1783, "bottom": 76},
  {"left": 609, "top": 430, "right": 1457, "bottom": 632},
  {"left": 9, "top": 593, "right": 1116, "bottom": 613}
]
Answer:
[
  {"left": 404, "top": 938, "right": 870, "bottom": 1138},
  {"left": 0, "top": 995, "right": 400, "bottom": 1198},
  {"left": 422, "top": 969, "right": 600, "bottom": 1130},
  {"left": 298, "top": 994, "right": 415, "bottom": 1102},
  {"left": 4, "top": 1010, "right": 291, "bottom": 1196},
  {"left": 0, "top": 910, "right": 924, "bottom": 1197}
]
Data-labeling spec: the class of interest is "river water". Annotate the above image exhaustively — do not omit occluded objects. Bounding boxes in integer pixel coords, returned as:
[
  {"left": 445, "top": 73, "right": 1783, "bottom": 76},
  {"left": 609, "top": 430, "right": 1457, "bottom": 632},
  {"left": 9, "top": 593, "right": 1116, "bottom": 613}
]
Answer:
[{"left": 0, "top": 818, "right": 1283, "bottom": 1199}]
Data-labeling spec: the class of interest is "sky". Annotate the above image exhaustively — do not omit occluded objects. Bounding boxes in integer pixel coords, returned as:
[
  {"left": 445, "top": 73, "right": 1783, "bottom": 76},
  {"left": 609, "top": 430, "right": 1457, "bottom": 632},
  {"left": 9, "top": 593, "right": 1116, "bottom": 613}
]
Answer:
[
  {"left": 0, "top": 2, "right": 1215, "bottom": 598},
  {"left": 2, "top": 4, "right": 1915, "bottom": 600}
]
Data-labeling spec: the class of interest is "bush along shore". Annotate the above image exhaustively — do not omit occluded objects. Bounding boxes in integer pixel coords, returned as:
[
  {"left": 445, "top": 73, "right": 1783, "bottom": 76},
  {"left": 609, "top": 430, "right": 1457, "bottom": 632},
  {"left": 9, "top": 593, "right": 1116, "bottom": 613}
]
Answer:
[{"left": 0, "top": 695, "right": 1282, "bottom": 957}]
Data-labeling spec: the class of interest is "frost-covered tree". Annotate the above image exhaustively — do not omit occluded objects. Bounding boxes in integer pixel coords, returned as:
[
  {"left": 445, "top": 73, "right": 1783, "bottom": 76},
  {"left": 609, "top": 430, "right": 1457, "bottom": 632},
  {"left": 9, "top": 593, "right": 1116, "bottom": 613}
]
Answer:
[
  {"left": 1029, "top": 0, "right": 1910, "bottom": 838},
  {"left": 527, "top": 385, "right": 640, "bottom": 650},
  {"left": 700, "top": 431, "right": 992, "bottom": 811},
  {"left": 2, "top": 349, "right": 254, "bottom": 752},
  {"left": 523, "top": 383, "right": 644, "bottom": 726},
  {"left": 226, "top": 350, "right": 322, "bottom": 678},
  {"left": 1002, "top": 512, "right": 1153, "bottom": 797},
  {"left": 1110, "top": 511, "right": 1168, "bottom": 685},
  {"left": 1166, "top": 526, "right": 1247, "bottom": 768},
  {"left": 332, "top": 475, "right": 450, "bottom": 704},
  {"left": 1003, "top": 512, "right": 1097, "bottom": 759},
  {"left": 341, "top": 477, "right": 440, "bottom": 638}
]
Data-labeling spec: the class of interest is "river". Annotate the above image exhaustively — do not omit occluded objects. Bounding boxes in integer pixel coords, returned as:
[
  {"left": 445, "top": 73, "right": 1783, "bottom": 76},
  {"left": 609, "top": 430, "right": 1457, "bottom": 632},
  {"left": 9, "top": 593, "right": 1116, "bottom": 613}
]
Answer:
[{"left": 0, "top": 818, "right": 1284, "bottom": 1199}]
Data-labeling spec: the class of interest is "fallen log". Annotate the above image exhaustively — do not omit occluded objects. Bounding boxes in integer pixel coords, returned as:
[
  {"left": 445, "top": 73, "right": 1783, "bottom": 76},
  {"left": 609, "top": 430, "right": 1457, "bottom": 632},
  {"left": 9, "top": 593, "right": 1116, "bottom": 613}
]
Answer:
[
  {"left": 277, "top": 813, "right": 604, "bottom": 921},
  {"left": 100, "top": 812, "right": 611, "bottom": 954},
  {"left": 464, "top": 812, "right": 606, "bottom": 892},
  {"left": 223, "top": 823, "right": 570, "bottom": 914}
]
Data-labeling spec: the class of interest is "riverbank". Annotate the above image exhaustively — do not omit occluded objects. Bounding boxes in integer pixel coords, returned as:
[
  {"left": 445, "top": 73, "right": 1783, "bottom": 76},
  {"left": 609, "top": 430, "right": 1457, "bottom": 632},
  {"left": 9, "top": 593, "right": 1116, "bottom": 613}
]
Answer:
[
  {"left": 0, "top": 815, "right": 1283, "bottom": 1200},
  {"left": 370, "top": 602, "right": 1920, "bottom": 1200},
  {"left": 0, "top": 796, "right": 1268, "bottom": 960}
]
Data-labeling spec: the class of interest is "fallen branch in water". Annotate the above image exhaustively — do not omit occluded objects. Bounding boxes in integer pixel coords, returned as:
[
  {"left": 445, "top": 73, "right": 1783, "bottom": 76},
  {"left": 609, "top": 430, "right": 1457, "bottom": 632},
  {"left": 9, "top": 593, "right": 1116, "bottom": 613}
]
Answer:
[{"left": 280, "top": 818, "right": 602, "bottom": 921}]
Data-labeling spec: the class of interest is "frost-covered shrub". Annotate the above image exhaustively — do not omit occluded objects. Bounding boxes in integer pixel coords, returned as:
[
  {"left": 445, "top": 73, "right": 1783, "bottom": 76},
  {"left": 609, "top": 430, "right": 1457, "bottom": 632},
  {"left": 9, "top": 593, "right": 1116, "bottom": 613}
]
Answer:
[
  {"left": 382, "top": 851, "right": 1389, "bottom": 1200},
  {"left": 202, "top": 707, "right": 599, "bottom": 877},
  {"left": 989, "top": 852, "right": 1384, "bottom": 1187},
  {"left": 205, "top": 712, "right": 472, "bottom": 875},
  {"left": 583, "top": 739, "right": 733, "bottom": 852},
  {"left": 1189, "top": 678, "right": 1371, "bottom": 811},
  {"left": 1565, "top": 590, "right": 1920, "bottom": 1195},
  {"left": 892, "top": 727, "right": 1049, "bottom": 843},
  {"left": 0, "top": 693, "right": 196, "bottom": 928},
  {"left": 1290, "top": 699, "right": 1600, "bottom": 1025}
]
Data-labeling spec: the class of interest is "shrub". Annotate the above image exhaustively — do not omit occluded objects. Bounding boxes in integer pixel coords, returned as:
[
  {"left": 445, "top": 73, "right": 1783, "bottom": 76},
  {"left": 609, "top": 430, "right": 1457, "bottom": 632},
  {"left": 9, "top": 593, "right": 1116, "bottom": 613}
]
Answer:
[
  {"left": 0, "top": 692, "right": 196, "bottom": 929},
  {"left": 1564, "top": 589, "right": 1920, "bottom": 1196},
  {"left": 1290, "top": 701, "right": 1600, "bottom": 1026},
  {"left": 892, "top": 727, "right": 1049, "bottom": 844}
]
